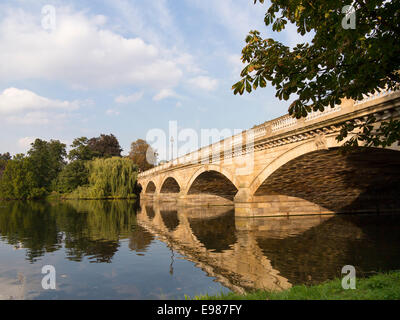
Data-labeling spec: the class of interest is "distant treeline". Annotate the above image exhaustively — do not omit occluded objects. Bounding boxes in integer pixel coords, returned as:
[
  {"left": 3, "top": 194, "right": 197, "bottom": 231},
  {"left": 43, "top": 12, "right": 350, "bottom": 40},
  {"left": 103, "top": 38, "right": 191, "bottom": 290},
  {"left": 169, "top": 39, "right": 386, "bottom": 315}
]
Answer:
[{"left": 0, "top": 134, "right": 154, "bottom": 200}]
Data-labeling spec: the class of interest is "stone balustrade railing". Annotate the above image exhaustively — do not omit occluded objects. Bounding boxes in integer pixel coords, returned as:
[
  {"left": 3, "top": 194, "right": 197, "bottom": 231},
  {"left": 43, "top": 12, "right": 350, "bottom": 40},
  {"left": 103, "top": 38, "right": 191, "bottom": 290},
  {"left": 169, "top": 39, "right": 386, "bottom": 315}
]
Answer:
[
  {"left": 354, "top": 87, "right": 397, "bottom": 106},
  {"left": 138, "top": 87, "right": 397, "bottom": 178},
  {"left": 271, "top": 116, "right": 297, "bottom": 132},
  {"left": 305, "top": 105, "right": 342, "bottom": 122}
]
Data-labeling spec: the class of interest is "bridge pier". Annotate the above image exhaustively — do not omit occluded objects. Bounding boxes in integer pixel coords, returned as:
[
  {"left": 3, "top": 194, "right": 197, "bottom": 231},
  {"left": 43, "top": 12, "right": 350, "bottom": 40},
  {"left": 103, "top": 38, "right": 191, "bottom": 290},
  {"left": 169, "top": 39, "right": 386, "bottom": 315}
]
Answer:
[
  {"left": 234, "top": 187, "right": 335, "bottom": 218},
  {"left": 234, "top": 188, "right": 254, "bottom": 217},
  {"left": 234, "top": 188, "right": 252, "bottom": 203},
  {"left": 234, "top": 195, "right": 336, "bottom": 218}
]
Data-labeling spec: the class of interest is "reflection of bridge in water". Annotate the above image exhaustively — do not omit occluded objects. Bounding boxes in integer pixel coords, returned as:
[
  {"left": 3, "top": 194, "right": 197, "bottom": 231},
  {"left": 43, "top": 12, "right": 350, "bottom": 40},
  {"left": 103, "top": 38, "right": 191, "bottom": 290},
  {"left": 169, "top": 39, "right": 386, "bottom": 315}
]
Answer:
[
  {"left": 137, "top": 202, "right": 400, "bottom": 293},
  {"left": 139, "top": 89, "right": 400, "bottom": 217}
]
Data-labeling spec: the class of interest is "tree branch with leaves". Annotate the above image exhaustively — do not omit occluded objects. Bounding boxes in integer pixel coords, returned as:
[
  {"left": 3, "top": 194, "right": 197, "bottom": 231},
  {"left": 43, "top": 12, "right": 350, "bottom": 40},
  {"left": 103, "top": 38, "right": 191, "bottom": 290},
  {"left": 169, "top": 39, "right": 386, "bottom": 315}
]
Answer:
[{"left": 233, "top": 0, "right": 400, "bottom": 148}]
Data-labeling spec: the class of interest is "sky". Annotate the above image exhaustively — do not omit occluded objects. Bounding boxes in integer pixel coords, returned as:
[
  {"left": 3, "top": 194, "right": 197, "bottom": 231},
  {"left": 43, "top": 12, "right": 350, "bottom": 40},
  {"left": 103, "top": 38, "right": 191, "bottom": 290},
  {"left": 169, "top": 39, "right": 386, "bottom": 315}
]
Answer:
[{"left": 0, "top": 0, "right": 312, "bottom": 161}]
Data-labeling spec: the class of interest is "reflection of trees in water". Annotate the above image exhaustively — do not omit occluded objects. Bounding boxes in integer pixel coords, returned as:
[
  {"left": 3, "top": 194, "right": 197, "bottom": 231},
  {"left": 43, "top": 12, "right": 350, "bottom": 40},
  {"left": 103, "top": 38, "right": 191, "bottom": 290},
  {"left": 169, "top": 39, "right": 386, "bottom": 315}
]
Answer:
[
  {"left": 0, "top": 200, "right": 142, "bottom": 263},
  {"left": 0, "top": 201, "right": 62, "bottom": 262},
  {"left": 188, "top": 210, "right": 237, "bottom": 252},
  {"left": 256, "top": 215, "right": 400, "bottom": 286},
  {"left": 129, "top": 225, "right": 155, "bottom": 253}
]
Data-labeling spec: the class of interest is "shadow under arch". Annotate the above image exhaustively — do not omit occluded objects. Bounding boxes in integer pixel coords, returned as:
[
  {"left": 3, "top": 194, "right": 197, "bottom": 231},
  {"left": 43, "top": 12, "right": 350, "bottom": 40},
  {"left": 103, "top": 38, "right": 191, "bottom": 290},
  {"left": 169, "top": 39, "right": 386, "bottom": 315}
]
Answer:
[
  {"left": 186, "top": 169, "right": 239, "bottom": 201},
  {"left": 253, "top": 146, "right": 400, "bottom": 213},
  {"left": 249, "top": 137, "right": 341, "bottom": 195},
  {"left": 145, "top": 181, "right": 156, "bottom": 194},
  {"left": 160, "top": 177, "right": 181, "bottom": 194}
]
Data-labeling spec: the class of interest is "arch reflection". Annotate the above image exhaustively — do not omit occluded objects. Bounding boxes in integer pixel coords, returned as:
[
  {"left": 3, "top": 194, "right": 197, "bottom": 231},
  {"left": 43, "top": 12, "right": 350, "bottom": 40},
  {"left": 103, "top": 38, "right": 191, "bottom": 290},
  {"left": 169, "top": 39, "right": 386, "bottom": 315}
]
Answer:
[{"left": 138, "top": 201, "right": 400, "bottom": 293}]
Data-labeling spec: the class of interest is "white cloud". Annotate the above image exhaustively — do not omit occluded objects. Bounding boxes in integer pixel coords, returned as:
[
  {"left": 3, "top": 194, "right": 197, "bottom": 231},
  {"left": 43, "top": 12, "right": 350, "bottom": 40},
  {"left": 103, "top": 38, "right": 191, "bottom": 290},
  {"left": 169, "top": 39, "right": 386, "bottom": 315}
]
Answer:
[
  {"left": 0, "top": 88, "right": 79, "bottom": 114},
  {"left": 174, "top": 53, "right": 206, "bottom": 74},
  {"left": 188, "top": 76, "right": 219, "bottom": 91},
  {"left": 0, "top": 8, "right": 183, "bottom": 89},
  {"left": 115, "top": 92, "right": 144, "bottom": 104},
  {"left": 0, "top": 88, "right": 81, "bottom": 125},
  {"left": 153, "top": 89, "right": 179, "bottom": 101}
]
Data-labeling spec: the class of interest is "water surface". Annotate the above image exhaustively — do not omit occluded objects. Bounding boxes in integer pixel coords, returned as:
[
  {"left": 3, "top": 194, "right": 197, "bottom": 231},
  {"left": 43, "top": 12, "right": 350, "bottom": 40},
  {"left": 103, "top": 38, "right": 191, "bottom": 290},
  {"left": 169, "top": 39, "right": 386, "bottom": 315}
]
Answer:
[{"left": 0, "top": 200, "right": 399, "bottom": 299}]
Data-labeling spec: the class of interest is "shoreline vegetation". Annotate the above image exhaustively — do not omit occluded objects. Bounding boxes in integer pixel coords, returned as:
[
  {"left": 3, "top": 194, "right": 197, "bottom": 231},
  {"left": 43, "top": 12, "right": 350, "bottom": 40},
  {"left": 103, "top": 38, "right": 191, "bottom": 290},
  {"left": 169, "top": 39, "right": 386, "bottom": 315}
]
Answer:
[
  {"left": 0, "top": 136, "right": 150, "bottom": 201},
  {"left": 45, "top": 192, "right": 138, "bottom": 201},
  {"left": 0, "top": 156, "right": 140, "bottom": 201},
  {"left": 190, "top": 271, "right": 400, "bottom": 300}
]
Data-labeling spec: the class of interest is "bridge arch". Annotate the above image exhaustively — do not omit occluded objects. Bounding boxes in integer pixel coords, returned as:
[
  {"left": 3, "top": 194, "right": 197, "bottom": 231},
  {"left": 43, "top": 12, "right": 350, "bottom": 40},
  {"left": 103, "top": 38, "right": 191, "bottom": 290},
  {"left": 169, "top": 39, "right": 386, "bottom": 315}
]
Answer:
[
  {"left": 160, "top": 176, "right": 181, "bottom": 194},
  {"left": 145, "top": 181, "right": 157, "bottom": 194},
  {"left": 185, "top": 165, "right": 239, "bottom": 201},
  {"left": 250, "top": 136, "right": 400, "bottom": 196},
  {"left": 249, "top": 136, "right": 340, "bottom": 196},
  {"left": 185, "top": 165, "right": 239, "bottom": 192},
  {"left": 250, "top": 138, "right": 400, "bottom": 212}
]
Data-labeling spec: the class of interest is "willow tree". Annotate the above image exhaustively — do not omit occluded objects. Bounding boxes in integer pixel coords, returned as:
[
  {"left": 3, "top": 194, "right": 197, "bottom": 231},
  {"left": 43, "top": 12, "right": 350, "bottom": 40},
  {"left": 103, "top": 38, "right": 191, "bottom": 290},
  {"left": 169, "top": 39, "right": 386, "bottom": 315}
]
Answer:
[
  {"left": 71, "top": 157, "right": 139, "bottom": 199},
  {"left": 233, "top": 0, "right": 400, "bottom": 148}
]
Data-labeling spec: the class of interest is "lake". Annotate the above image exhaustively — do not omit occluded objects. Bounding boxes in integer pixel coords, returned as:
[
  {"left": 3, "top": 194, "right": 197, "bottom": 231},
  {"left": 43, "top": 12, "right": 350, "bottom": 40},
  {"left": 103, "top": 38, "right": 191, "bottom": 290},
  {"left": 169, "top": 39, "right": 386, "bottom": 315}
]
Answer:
[{"left": 0, "top": 200, "right": 400, "bottom": 300}]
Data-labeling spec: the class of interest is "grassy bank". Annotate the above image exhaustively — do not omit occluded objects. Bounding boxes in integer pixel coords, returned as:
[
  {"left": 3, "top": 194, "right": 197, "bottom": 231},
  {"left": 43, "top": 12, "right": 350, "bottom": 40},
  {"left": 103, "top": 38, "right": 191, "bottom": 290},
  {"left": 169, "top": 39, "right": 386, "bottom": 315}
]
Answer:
[{"left": 191, "top": 271, "right": 400, "bottom": 300}]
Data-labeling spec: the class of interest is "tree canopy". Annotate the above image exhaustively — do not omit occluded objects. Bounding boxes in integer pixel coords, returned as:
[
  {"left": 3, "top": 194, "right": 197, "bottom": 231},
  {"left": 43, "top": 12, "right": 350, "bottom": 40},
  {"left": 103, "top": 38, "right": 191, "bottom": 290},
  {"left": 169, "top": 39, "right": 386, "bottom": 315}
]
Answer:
[
  {"left": 0, "top": 134, "right": 136, "bottom": 200},
  {"left": 88, "top": 134, "right": 123, "bottom": 158},
  {"left": 27, "top": 139, "right": 67, "bottom": 191},
  {"left": 53, "top": 160, "right": 89, "bottom": 194},
  {"left": 129, "top": 139, "right": 158, "bottom": 172},
  {"left": 0, "top": 155, "right": 46, "bottom": 200},
  {"left": 0, "top": 153, "right": 11, "bottom": 161},
  {"left": 68, "top": 137, "right": 95, "bottom": 161},
  {"left": 232, "top": 0, "right": 400, "bottom": 148},
  {"left": 70, "top": 157, "right": 139, "bottom": 199},
  {"left": 0, "top": 153, "right": 11, "bottom": 178}
]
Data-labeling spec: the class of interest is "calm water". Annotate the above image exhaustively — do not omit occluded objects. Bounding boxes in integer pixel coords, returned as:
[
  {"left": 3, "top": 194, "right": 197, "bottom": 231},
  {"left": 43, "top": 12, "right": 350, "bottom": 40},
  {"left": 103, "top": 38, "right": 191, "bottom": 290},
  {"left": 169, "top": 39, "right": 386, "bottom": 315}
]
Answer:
[{"left": 0, "top": 200, "right": 400, "bottom": 300}]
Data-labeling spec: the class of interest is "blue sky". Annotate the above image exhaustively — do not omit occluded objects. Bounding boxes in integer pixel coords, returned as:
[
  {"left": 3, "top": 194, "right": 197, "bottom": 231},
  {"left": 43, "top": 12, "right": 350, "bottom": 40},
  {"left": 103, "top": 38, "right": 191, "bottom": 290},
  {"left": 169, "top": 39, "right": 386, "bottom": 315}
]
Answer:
[{"left": 0, "top": 0, "right": 311, "bottom": 160}]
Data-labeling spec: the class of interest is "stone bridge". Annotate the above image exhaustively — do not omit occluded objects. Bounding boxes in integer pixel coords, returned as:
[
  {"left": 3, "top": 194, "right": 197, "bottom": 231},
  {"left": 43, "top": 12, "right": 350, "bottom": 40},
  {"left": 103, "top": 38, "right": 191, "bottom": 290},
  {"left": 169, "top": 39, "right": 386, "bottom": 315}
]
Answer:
[{"left": 138, "top": 89, "right": 400, "bottom": 217}]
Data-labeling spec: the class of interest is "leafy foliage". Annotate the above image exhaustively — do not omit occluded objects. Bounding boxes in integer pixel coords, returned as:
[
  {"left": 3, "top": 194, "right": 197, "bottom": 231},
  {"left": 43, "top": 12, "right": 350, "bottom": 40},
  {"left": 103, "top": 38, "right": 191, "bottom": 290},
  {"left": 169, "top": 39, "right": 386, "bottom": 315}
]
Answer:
[
  {"left": 68, "top": 137, "right": 95, "bottom": 161},
  {"left": 129, "top": 139, "right": 158, "bottom": 172},
  {"left": 0, "top": 135, "right": 139, "bottom": 200},
  {"left": 52, "top": 160, "right": 89, "bottom": 194},
  {"left": 27, "top": 139, "right": 67, "bottom": 191},
  {"left": 69, "top": 134, "right": 122, "bottom": 160},
  {"left": 0, "top": 156, "right": 46, "bottom": 200},
  {"left": 0, "top": 139, "right": 67, "bottom": 199},
  {"left": 88, "top": 134, "right": 123, "bottom": 158},
  {"left": 232, "top": 0, "right": 400, "bottom": 148},
  {"left": 0, "top": 153, "right": 11, "bottom": 161},
  {"left": 0, "top": 153, "right": 11, "bottom": 178},
  {"left": 337, "top": 115, "right": 400, "bottom": 149},
  {"left": 69, "top": 157, "right": 139, "bottom": 199}
]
